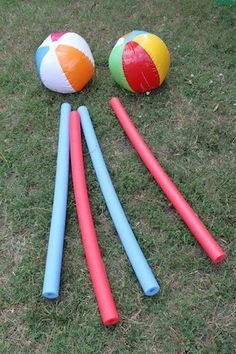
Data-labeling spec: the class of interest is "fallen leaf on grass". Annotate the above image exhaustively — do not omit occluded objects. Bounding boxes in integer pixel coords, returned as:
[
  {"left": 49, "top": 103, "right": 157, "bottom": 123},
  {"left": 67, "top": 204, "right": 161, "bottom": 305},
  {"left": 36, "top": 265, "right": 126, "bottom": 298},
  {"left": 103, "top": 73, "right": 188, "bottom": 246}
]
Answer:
[{"left": 213, "top": 103, "right": 219, "bottom": 112}]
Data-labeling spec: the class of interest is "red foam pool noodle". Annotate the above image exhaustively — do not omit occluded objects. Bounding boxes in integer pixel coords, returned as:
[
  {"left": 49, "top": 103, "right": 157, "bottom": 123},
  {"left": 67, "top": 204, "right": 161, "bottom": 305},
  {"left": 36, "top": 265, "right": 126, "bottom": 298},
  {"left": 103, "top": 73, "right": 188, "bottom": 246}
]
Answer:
[
  {"left": 70, "top": 111, "right": 119, "bottom": 325},
  {"left": 109, "top": 98, "right": 225, "bottom": 263}
]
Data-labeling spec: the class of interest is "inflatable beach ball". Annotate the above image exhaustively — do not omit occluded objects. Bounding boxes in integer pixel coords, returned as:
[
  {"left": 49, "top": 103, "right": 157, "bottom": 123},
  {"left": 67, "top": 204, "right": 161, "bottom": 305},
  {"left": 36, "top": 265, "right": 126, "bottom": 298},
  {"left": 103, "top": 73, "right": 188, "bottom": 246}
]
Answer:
[
  {"left": 35, "top": 32, "right": 95, "bottom": 94},
  {"left": 109, "top": 30, "right": 170, "bottom": 93}
]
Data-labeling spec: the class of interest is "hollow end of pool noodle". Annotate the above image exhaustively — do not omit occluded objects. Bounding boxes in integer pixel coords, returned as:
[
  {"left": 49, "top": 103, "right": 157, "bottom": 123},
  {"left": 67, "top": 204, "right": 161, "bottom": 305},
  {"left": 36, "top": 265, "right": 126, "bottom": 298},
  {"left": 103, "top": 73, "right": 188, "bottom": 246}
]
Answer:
[
  {"left": 42, "top": 102, "right": 71, "bottom": 299},
  {"left": 70, "top": 111, "right": 119, "bottom": 326},
  {"left": 78, "top": 105, "right": 160, "bottom": 296},
  {"left": 109, "top": 97, "right": 225, "bottom": 264}
]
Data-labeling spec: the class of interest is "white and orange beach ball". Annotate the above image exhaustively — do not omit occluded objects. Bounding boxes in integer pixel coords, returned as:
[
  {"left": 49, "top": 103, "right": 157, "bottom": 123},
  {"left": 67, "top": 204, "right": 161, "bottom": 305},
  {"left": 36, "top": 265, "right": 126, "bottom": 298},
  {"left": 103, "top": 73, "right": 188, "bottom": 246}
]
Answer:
[{"left": 35, "top": 32, "right": 95, "bottom": 94}]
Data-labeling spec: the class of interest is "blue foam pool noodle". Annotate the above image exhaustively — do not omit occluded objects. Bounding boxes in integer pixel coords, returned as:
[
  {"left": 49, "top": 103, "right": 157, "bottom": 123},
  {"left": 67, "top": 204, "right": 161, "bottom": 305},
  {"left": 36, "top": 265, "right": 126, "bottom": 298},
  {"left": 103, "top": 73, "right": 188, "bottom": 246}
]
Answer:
[
  {"left": 42, "top": 103, "right": 71, "bottom": 299},
  {"left": 78, "top": 106, "right": 160, "bottom": 296}
]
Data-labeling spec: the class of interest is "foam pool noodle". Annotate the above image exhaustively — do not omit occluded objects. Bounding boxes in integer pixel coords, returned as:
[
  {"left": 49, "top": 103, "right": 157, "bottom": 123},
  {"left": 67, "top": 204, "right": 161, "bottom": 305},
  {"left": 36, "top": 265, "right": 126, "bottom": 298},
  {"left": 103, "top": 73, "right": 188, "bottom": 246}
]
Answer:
[{"left": 78, "top": 105, "right": 160, "bottom": 296}]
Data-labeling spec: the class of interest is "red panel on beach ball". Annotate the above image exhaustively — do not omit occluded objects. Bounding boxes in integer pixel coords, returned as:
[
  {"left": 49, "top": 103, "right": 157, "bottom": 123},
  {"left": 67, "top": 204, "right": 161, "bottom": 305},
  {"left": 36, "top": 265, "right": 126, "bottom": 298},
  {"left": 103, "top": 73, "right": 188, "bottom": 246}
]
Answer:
[{"left": 122, "top": 41, "right": 160, "bottom": 93}]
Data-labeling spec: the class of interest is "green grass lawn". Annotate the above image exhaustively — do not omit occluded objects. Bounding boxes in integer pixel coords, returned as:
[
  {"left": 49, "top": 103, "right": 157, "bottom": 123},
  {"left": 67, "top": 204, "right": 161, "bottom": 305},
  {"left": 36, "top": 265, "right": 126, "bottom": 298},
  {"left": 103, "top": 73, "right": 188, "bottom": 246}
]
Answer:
[{"left": 0, "top": 0, "right": 235, "bottom": 353}]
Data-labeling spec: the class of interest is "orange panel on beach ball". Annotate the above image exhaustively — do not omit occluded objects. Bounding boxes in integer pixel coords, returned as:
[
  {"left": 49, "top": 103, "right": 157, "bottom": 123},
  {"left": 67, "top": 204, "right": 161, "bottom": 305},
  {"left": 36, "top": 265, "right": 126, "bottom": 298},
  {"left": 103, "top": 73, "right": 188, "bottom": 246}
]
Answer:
[{"left": 56, "top": 45, "right": 94, "bottom": 92}]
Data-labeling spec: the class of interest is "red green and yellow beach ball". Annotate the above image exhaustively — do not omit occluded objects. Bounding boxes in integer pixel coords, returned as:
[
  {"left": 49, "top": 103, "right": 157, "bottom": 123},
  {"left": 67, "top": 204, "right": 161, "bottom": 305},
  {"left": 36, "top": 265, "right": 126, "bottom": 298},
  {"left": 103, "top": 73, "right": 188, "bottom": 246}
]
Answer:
[
  {"left": 35, "top": 32, "right": 95, "bottom": 94},
  {"left": 109, "top": 30, "right": 170, "bottom": 93}
]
